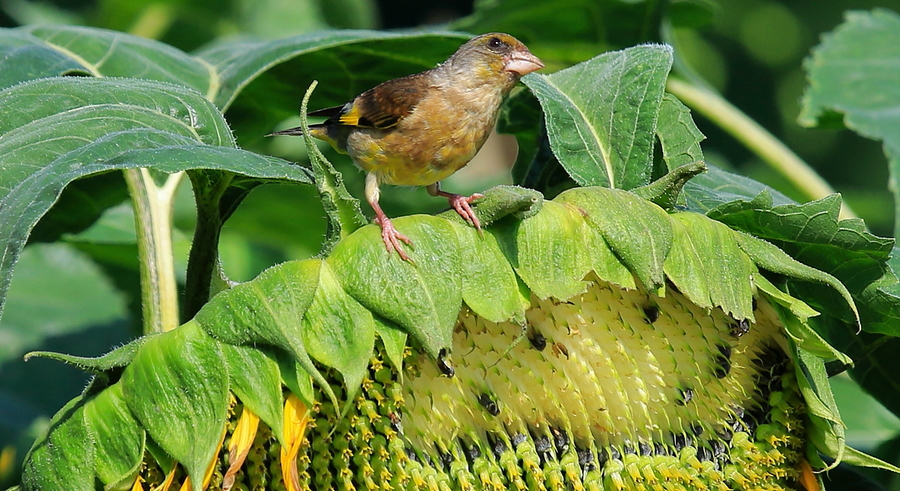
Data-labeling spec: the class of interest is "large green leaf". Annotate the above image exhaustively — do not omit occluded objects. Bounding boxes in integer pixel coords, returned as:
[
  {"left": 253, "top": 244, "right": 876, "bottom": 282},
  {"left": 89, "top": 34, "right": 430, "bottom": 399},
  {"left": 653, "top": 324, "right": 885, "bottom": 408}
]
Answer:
[
  {"left": 710, "top": 193, "right": 892, "bottom": 331},
  {"left": 0, "top": 25, "right": 212, "bottom": 93},
  {"left": 196, "top": 29, "right": 470, "bottom": 111},
  {"left": 0, "top": 77, "right": 311, "bottom": 324},
  {"left": 555, "top": 187, "right": 673, "bottom": 292},
  {"left": 219, "top": 343, "right": 286, "bottom": 444},
  {"left": 799, "top": 9, "right": 900, "bottom": 239},
  {"left": 522, "top": 44, "right": 674, "bottom": 190}
]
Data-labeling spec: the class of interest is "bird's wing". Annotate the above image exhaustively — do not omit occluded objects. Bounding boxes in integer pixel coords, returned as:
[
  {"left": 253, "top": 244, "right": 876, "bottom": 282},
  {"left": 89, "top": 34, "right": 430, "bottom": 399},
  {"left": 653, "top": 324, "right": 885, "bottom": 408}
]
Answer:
[{"left": 318, "top": 71, "right": 433, "bottom": 130}]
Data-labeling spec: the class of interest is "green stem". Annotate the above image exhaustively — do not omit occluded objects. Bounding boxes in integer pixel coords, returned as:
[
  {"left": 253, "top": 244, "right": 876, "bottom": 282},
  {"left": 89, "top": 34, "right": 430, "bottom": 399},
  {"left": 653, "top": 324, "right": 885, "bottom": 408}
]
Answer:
[
  {"left": 181, "top": 173, "right": 234, "bottom": 321},
  {"left": 123, "top": 169, "right": 183, "bottom": 334},
  {"left": 299, "top": 81, "right": 367, "bottom": 254},
  {"left": 666, "top": 78, "right": 856, "bottom": 219},
  {"left": 128, "top": 3, "right": 174, "bottom": 40}
]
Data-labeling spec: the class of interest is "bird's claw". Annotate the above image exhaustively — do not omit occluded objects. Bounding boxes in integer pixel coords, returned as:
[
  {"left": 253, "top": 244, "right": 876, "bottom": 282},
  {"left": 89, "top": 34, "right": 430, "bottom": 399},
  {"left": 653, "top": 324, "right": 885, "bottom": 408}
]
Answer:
[
  {"left": 447, "top": 193, "right": 484, "bottom": 233},
  {"left": 375, "top": 216, "right": 413, "bottom": 262}
]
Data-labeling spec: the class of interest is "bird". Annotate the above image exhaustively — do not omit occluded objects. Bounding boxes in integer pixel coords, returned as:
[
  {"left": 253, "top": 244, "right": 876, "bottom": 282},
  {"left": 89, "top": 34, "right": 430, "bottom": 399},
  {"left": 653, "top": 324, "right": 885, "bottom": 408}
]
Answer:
[{"left": 270, "top": 33, "right": 544, "bottom": 261}]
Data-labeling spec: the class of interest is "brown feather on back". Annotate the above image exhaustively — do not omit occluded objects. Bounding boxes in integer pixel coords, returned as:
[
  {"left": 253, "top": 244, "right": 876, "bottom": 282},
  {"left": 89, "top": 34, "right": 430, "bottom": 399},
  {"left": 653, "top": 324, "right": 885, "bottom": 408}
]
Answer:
[{"left": 313, "top": 70, "right": 434, "bottom": 130}]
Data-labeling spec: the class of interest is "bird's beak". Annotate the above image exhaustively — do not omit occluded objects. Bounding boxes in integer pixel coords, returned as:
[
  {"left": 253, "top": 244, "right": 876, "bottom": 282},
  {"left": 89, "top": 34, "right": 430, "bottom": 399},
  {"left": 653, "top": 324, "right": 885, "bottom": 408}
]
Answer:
[{"left": 505, "top": 50, "right": 544, "bottom": 76}]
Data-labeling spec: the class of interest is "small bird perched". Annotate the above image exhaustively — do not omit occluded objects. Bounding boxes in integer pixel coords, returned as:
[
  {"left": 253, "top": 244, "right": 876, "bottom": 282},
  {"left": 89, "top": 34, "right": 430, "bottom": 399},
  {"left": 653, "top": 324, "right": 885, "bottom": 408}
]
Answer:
[{"left": 271, "top": 33, "right": 543, "bottom": 261}]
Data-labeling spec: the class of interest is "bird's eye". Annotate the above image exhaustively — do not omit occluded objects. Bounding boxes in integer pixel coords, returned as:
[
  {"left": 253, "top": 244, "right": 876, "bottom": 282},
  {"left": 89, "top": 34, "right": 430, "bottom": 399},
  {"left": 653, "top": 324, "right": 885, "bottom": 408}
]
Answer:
[{"left": 487, "top": 37, "right": 505, "bottom": 50}]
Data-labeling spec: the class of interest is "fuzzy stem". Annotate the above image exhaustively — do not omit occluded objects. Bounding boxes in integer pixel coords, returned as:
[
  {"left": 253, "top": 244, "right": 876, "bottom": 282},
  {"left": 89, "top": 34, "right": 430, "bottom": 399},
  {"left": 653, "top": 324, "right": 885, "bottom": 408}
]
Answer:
[
  {"left": 124, "top": 169, "right": 183, "bottom": 334},
  {"left": 666, "top": 78, "right": 855, "bottom": 219},
  {"left": 182, "top": 173, "right": 234, "bottom": 322}
]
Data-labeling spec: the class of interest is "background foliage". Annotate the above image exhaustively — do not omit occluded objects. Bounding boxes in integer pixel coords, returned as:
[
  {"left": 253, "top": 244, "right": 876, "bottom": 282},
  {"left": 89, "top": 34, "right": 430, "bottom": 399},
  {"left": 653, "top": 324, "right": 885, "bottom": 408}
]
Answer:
[{"left": 1, "top": 0, "right": 900, "bottom": 489}]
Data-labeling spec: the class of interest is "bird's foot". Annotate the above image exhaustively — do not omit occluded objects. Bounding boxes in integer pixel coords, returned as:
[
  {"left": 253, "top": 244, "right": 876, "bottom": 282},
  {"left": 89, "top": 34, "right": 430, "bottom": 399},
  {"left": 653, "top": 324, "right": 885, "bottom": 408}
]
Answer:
[
  {"left": 446, "top": 193, "right": 484, "bottom": 232},
  {"left": 375, "top": 215, "right": 413, "bottom": 262}
]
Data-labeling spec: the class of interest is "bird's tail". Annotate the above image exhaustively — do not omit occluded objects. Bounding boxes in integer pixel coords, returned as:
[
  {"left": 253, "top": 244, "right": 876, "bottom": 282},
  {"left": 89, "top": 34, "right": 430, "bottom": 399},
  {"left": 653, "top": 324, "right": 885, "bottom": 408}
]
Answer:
[{"left": 265, "top": 123, "right": 325, "bottom": 138}]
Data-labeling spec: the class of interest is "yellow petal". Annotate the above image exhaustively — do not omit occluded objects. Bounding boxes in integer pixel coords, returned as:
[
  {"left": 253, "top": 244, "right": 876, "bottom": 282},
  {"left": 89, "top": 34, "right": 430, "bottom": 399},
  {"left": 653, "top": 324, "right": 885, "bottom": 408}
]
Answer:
[
  {"left": 280, "top": 393, "right": 311, "bottom": 491},
  {"left": 222, "top": 406, "right": 260, "bottom": 491},
  {"left": 151, "top": 465, "right": 176, "bottom": 491},
  {"left": 798, "top": 459, "right": 821, "bottom": 491},
  {"left": 131, "top": 475, "right": 145, "bottom": 491}
]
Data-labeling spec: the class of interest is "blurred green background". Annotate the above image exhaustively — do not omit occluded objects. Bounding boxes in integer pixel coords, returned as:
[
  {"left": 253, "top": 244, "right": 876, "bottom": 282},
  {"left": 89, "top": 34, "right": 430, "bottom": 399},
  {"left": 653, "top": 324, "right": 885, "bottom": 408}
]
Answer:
[{"left": 2, "top": 0, "right": 899, "bottom": 487}]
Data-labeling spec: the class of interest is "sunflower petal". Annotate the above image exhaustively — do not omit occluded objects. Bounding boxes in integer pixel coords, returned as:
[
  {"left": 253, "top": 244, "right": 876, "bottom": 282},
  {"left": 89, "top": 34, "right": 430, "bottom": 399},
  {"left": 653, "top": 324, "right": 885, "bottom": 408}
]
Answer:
[
  {"left": 223, "top": 406, "right": 260, "bottom": 491},
  {"left": 280, "top": 394, "right": 311, "bottom": 491}
]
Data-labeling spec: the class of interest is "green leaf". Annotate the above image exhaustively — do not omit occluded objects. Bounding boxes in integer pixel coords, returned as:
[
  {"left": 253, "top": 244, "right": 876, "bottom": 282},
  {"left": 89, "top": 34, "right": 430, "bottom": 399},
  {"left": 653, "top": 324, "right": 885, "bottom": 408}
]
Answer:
[
  {"left": 633, "top": 160, "right": 707, "bottom": 209},
  {"left": 798, "top": 9, "right": 900, "bottom": 238},
  {"left": 556, "top": 187, "right": 672, "bottom": 292},
  {"left": 296, "top": 80, "right": 366, "bottom": 254},
  {"left": 664, "top": 212, "right": 755, "bottom": 321},
  {"left": 301, "top": 261, "right": 375, "bottom": 398},
  {"left": 521, "top": 44, "right": 674, "bottom": 190},
  {"left": 121, "top": 322, "right": 228, "bottom": 491},
  {"left": 373, "top": 315, "right": 407, "bottom": 373},
  {"left": 709, "top": 194, "right": 893, "bottom": 294},
  {"left": 448, "top": 219, "right": 528, "bottom": 324},
  {"left": 656, "top": 93, "right": 705, "bottom": 172},
  {"left": 83, "top": 383, "right": 145, "bottom": 489},
  {"left": 194, "top": 260, "right": 335, "bottom": 406},
  {"left": 0, "top": 25, "right": 212, "bottom": 93},
  {"left": 842, "top": 444, "right": 900, "bottom": 473},
  {"left": 683, "top": 166, "right": 794, "bottom": 213},
  {"left": 20, "top": 397, "right": 94, "bottom": 491},
  {"left": 0, "top": 76, "right": 311, "bottom": 325},
  {"left": 220, "top": 343, "right": 285, "bottom": 444},
  {"left": 505, "top": 200, "right": 592, "bottom": 300},
  {"left": 198, "top": 30, "right": 470, "bottom": 111},
  {"left": 276, "top": 350, "right": 316, "bottom": 407},
  {"left": 795, "top": 344, "right": 846, "bottom": 471},
  {"left": 857, "top": 249, "right": 900, "bottom": 336},
  {"left": 734, "top": 231, "right": 859, "bottom": 325},
  {"left": 757, "top": 274, "right": 851, "bottom": 365},
  {"left": 327, "top": 216, "right": 463, "bottom": 358}
]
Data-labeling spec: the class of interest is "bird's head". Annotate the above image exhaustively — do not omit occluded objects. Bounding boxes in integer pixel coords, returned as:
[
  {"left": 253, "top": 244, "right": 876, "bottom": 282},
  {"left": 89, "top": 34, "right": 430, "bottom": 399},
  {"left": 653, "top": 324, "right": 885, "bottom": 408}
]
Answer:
[{"left": 448, "top": 33, "right": 544, "bottom": 90}]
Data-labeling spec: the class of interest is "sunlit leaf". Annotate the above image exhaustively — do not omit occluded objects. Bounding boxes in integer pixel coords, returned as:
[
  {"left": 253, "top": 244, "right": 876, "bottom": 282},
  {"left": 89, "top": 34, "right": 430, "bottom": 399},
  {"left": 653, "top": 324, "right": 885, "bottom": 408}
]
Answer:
[{"left": 522, "top": 45, "right": 673, "bottom": 190}]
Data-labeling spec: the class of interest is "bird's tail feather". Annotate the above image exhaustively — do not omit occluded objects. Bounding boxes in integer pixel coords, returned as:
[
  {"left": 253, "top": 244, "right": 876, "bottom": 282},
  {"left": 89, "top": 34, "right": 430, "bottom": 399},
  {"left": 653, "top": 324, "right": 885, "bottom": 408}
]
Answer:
[{"left": 265, "top": 123, "right": 325, "bottom": 137}]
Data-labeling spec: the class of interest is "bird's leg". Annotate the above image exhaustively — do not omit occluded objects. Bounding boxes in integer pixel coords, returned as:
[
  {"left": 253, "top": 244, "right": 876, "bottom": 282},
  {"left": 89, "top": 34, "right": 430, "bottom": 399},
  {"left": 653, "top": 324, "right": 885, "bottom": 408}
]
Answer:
[
  {"left": 427, "top": 182, "right": 483, "bottom": 233},
  {"left": 366, "top": 173, "right": 412, "bottom": 261}
]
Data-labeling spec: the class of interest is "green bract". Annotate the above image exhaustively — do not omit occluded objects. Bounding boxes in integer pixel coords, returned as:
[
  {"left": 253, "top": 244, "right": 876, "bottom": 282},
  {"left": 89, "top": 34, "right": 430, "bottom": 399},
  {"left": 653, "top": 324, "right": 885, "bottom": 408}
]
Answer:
[{"left": 18, "top": 183, "right": 896, "bottom": 491}]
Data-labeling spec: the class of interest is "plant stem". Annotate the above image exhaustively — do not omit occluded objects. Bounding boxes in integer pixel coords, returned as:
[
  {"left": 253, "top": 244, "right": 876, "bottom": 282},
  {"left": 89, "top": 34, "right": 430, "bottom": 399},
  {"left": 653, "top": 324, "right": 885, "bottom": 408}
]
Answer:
[
  {"left": 182, "top": 173, "right": 234, "bottom": 321},
  {"left": 128, "top": 3, "right": 174, "bottom": 40},
  {"left": 666, "top": 78, "right": 856, "bottom": 219},
  {"left": 124, "top": 169, "right": 183, "bottom": 334}
]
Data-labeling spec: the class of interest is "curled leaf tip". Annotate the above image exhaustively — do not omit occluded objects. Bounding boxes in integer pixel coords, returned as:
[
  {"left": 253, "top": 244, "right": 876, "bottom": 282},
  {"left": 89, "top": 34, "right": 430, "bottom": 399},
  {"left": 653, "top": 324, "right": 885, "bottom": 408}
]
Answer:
[
  {"left": 633, "top": 160, "right": 707, "bottom": 208},
  {"left": 442, "top": 185, "right": 543, "bottom": 226}
]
